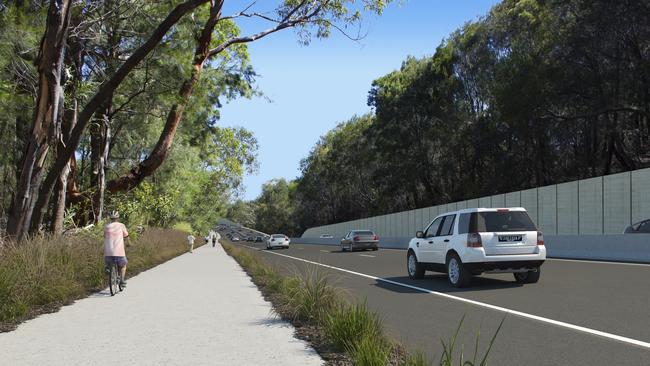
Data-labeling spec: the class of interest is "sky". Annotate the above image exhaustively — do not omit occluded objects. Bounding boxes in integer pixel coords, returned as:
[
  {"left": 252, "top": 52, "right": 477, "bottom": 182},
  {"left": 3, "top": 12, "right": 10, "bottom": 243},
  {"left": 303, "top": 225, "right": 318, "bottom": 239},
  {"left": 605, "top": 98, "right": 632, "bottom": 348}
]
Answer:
[{"left": 219, "top": 0, "right": 500, "bottom": 200}]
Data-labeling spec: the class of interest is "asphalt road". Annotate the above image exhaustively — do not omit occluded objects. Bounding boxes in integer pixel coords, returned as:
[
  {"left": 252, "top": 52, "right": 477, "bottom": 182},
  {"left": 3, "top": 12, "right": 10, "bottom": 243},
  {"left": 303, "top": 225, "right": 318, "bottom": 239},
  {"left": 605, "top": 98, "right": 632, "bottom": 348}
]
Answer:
[{"left": 232, "top": 240, "right": 650, "bottom": 366}]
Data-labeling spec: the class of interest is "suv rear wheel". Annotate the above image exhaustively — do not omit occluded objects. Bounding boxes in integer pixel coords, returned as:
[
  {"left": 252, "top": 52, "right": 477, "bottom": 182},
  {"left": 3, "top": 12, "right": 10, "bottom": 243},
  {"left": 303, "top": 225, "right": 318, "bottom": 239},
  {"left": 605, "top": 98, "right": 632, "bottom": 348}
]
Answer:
[
  {"left": 407, "top": 250, "right": 425, "bottom": 279},
  {"left": 514, "top": 267, "right": 541, "bottom": 284},
  {"left": 447, "top": 253, "right": 471, "bottom": 287}
]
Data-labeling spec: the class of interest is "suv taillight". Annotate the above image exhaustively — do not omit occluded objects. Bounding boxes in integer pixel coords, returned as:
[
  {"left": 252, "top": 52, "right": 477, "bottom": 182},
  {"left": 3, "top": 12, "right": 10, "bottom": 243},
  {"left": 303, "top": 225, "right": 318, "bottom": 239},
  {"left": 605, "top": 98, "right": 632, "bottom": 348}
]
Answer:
[
  {"left": 467, "top": 233, "right": 482, "bottom": 247},
  {"left": 537, "top": 231, "right": 544, "bottom": 246},
  {"left": 373, "top": 235, "right": 379, "bottom": 240}
]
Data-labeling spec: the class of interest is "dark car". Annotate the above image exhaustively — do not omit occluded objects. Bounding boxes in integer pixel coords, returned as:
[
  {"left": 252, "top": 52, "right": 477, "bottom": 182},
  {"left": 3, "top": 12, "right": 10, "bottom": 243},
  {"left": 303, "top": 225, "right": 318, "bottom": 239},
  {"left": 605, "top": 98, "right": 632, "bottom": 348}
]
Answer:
[
  {"left": 624, "top": 219, "right": 650, "bottom": 234},
  {"left": 247, "top": 236, "right": 254, "bottom": 242},
  {"left": 340, "top": 230, "right": 379, "bottom": 251},
  {"left": 255, "top": 236, "right": 263, "bottom": 242}
]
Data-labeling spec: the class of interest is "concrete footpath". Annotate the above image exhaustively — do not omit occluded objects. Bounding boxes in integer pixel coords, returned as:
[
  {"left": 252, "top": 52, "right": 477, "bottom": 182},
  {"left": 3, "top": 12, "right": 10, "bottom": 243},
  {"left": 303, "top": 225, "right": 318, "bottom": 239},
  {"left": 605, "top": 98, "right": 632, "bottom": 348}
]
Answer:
[{"left": 0, "top": 244, "right": 323, "bottom": 366}]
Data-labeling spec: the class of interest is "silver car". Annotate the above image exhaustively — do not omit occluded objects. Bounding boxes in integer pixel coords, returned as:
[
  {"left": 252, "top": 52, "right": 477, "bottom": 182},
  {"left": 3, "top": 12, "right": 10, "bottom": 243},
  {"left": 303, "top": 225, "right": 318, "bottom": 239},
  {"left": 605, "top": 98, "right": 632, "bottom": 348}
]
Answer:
[{"left": 340, "top": 230, "right": 379, "bottom": 251}]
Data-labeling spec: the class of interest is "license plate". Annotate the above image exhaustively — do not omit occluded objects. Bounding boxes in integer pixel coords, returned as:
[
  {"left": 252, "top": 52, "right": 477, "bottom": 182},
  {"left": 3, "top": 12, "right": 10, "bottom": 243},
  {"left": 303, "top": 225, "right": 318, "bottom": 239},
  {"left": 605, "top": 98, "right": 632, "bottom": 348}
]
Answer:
[{"left": 498, "top": 235, "right": 522, "bottom": 242}]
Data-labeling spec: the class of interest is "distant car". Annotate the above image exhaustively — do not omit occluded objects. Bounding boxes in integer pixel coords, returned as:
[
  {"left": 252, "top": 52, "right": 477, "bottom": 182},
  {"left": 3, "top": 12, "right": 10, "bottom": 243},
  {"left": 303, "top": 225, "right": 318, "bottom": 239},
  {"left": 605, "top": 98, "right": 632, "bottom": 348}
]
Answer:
[
  {"left": 624, "top": 219, "right": 650, "bottom": 234},
  {"left": 340, "top": 230, "right": 379, "bottom": 251},
  {"left": 266, "top": 234, "right": 290, "bottom": 249},
  {"left": 254, "top": 236, "right": 263, "bottom": 242},
  {"left": 247, "top": 236, "right": 254, "bottom": 242},
  {"left": 320, "top": 234, "right": 334, "bottom": 238},
  {"left": 232, "top": 236, "right": 240, "bottom": 242},
  {"left": 407, "top": 207, "right": 545, "bottom": 287}
]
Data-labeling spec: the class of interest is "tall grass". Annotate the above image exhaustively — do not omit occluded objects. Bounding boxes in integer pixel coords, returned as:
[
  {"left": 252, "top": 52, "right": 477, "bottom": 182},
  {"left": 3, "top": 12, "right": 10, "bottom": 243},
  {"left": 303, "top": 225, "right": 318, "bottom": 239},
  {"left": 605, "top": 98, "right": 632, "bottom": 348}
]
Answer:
[
  {"left": 276, "top": 266, "right": 340, "bottom": 324},
  {"left": 325, "top": 301, "right": 386, "bottom": 352},
  {"left": 438, "top": 315, "right": 504, "bottom": 366},
  {"left": 0, "top": 228, "right": 193, "bottom": 330}
]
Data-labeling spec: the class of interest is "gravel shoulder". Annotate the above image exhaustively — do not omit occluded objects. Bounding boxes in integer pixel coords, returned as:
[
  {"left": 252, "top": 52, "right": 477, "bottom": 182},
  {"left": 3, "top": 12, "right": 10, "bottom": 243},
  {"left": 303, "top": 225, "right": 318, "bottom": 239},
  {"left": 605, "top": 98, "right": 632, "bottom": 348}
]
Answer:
[{"left": 0, "top": 244, "right": 323, "bottom": 366}]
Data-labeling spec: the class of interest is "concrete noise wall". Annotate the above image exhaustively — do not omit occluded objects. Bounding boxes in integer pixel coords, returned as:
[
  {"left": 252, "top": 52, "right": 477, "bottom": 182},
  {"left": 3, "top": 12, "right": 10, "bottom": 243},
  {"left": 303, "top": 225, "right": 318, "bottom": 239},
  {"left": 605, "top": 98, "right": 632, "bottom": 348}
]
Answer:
[{"left": 301, "top": 168, "right": 650, "bottom": 239}]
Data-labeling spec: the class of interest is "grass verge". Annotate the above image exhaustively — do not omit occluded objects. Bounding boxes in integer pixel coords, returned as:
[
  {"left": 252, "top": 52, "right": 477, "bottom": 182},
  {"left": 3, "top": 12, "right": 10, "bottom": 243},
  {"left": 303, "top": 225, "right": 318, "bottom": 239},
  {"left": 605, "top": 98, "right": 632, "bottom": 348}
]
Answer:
[
  {"left": 222, "top": 241, "right": 502, "bottom": 366},
  {"left": 0, "top": 228, "right": 197, "bottom": 332}
]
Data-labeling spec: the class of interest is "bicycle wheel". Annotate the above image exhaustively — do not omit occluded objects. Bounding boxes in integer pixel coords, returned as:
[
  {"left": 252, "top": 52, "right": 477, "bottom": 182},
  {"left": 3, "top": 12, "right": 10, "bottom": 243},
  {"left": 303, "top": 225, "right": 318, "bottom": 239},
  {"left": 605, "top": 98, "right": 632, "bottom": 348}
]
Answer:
[
  {"left": 109, "top": 263, "right": 119, "bottom": 296},
  {"left": 118, "top": 265, "right": 124, "bottom": 292}
]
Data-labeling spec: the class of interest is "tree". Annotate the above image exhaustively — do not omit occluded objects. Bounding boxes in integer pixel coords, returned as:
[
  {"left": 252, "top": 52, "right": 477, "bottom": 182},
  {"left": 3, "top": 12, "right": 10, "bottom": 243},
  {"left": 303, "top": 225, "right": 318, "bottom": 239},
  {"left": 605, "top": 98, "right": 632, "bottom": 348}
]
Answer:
[
  {"left": 290, "top": 0, "right": 650, "bottom": 230},
  {"left": 254, "top": 178, "right": 299, "bottom": 236},
  {"left": 5, "top": 0, "right": 395, "bottom": 241}
]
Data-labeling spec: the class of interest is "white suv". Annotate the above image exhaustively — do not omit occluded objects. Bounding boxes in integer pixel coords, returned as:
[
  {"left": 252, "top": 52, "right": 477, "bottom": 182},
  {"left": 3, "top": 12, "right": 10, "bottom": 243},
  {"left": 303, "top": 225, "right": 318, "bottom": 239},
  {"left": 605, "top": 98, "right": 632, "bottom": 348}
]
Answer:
[{"left": 406, "top": 208, "right": 546, "bottom": 287}]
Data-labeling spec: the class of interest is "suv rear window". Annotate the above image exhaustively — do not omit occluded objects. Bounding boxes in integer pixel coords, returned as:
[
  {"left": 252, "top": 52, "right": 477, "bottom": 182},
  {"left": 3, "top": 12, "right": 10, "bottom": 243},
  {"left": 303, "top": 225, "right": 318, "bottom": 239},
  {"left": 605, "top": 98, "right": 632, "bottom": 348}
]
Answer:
[
  {"left": 458, "top": 211, "right": 537, "bottom": 233},
  {"left": 272, "top": 234, "right": 285, "bottom": 238}
]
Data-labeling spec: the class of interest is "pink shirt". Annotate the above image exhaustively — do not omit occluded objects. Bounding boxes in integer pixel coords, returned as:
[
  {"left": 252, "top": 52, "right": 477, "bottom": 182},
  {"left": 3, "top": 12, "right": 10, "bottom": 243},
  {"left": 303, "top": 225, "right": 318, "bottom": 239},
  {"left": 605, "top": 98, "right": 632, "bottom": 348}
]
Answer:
[{"left": 104, "top": 222, "right": 129, "bottom": 257}]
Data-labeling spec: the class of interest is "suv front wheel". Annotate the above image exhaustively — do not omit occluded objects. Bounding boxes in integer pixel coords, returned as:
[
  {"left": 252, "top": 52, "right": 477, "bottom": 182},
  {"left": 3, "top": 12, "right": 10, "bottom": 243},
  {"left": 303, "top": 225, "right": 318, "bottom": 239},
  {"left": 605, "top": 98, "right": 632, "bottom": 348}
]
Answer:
[
  {"left": 407, "top": 250, "right": 425, "bottom": 279},
  {"left": 447, "top": 253, "right": 471, "bottom": 287}
]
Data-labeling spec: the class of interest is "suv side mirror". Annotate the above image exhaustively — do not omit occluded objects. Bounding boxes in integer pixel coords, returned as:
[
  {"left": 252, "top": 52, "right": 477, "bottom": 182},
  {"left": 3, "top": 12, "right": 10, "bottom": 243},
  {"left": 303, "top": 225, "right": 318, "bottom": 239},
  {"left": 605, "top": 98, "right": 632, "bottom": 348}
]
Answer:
[{"left": 416, "top": 231, "right": 424, "bottom": 238}]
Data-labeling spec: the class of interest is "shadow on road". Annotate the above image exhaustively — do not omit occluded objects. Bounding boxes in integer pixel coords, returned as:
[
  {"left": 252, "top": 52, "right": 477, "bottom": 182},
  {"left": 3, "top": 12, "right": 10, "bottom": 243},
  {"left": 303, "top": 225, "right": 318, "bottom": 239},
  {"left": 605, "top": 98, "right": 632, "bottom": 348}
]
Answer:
[{"left": 375, "top": 275, "right": 522, "bottom": 294}]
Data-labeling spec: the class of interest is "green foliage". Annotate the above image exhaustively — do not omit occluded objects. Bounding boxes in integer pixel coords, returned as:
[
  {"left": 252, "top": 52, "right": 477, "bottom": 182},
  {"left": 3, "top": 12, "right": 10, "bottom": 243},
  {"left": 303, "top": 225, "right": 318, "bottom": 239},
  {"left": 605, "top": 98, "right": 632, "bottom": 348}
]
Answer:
[
  {"left": 438, "top": 315, "right": 504, "bottom": 366},
  {"left": 252, "top": 178, "right": 300, "bottom": 236},
  {"left": 348, "top": 333, "right": 392, "bottom": 366},
  {"left": 275, "top": 266, "right": 340, "bottom": 324},
  {"left": 325, "top": 300, "right": 386, "bottom": 352},
  {"left": 284, "top": 0, "right": 650, "bottom": 234},
  {"left": 400, "top": 351, "right": 430, "bottom": 366}
]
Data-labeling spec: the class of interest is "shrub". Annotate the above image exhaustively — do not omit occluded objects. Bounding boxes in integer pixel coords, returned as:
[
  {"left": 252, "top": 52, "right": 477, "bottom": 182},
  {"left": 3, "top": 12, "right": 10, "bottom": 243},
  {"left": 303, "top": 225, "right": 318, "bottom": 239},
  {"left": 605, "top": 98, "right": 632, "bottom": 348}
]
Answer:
[
  {"left": 275, "top": 266, "right": 339, "bottom": 324},
  {"left": 325, "top": 301, "right": 385, "bottom": 352},
  {"left": 348, "top": 333, "right": 391, "bottom": 366}
]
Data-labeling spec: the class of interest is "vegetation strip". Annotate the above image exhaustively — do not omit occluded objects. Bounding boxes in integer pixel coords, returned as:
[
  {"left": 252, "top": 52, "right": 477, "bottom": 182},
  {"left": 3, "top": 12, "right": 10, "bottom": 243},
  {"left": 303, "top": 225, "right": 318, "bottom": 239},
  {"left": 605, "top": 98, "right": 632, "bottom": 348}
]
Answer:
[
  {"left": 223, "top": 241, "right": 501, "bottom": 366},
  {"left": 0, "top": 228, "right": 197, "bottom": 332}
]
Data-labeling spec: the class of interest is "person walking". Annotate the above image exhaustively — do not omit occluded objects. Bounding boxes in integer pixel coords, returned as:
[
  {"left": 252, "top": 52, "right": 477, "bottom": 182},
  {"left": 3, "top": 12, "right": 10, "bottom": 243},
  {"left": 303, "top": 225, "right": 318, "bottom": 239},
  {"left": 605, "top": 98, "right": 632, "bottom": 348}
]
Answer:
[
  {"left": 187, "top": 233, "right": 195, "bottom": 253},
  {"left": 214, "top": 231, "right": 221, "bottom": 247}
]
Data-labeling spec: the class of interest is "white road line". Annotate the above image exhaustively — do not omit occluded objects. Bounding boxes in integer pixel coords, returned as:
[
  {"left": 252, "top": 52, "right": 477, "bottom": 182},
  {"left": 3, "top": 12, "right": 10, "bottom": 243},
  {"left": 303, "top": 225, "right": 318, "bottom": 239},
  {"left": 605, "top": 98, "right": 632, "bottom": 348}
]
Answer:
[
  {"left": 238, "top": 243, "right": 650, "bottom": 350},
  {"left": 548, "top": 258, "right": 650, "bottom": 267},
  {"left": 359, "top": 254, "right": 375, "bottom": 258}
]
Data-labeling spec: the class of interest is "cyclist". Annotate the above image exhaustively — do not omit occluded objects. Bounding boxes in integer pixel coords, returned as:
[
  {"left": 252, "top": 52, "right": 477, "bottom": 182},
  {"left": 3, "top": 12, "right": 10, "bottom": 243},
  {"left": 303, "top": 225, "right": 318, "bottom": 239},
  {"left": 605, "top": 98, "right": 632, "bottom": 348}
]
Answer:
[{"left": 104, "top": 211, "right": 129, "bottom": 287}]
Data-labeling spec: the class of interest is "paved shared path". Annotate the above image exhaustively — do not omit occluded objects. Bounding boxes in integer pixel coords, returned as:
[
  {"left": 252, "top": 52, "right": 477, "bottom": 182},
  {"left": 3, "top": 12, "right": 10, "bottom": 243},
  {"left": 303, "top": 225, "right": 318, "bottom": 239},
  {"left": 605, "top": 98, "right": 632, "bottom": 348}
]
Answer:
[
  {"left": 0, "top": 244, "right": 322, "bottom": 366},
  {"left": 235, "top": 241, "right": 650, "bottom": 366}
]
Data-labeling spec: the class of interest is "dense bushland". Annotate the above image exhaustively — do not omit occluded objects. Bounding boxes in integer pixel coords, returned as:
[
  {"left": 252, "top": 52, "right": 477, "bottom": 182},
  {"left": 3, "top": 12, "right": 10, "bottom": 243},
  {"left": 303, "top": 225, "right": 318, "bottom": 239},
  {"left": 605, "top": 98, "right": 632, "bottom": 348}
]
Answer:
[{"left": 247, "top": 0, "right": 650, "bottom": 235}]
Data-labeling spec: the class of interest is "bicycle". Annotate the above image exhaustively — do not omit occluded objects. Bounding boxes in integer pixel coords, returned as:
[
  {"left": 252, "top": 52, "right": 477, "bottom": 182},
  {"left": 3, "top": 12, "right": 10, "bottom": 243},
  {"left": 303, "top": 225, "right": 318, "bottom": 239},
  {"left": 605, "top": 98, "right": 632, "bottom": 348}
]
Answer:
[{"left": 105, "top": 258, "right": 124, "bottom": 296}]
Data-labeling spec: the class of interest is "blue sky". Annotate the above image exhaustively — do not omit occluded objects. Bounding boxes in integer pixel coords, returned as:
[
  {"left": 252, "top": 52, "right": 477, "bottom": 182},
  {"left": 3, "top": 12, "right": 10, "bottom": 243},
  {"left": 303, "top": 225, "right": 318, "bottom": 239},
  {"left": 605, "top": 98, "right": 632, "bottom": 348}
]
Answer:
[{"left": 219, "top": 0, "right": 500, "bottom": 200}]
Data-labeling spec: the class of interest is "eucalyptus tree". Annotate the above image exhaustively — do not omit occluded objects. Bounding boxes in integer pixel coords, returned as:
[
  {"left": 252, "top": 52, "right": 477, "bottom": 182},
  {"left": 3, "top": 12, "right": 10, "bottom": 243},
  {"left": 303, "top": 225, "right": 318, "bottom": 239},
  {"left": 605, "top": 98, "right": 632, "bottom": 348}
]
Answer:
[{"left": 5, "top": 0, "right": 395, "bottom": 240}]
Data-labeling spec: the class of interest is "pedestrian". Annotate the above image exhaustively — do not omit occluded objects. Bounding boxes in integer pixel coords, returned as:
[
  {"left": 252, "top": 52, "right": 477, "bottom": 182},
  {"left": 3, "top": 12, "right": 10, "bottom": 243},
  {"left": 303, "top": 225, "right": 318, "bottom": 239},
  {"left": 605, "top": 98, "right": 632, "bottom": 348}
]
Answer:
[
  {"left": 213, "top": 231, "right": 221, "bottom": 247},
  {"left": 187, "top": 233, "right": 195, "bottom": 253}
]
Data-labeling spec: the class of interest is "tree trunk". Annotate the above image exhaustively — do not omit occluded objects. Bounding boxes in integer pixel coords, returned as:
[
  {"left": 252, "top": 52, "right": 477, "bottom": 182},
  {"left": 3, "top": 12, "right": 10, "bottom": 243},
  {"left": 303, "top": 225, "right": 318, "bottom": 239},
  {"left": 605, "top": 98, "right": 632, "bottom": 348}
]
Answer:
[
  {"left": 7, "top": 0, "right": 72, "bottom": 240},
  {"left": 90, "top": 98, "right": 112, "bottom": 223},
  {"left": 51, "top": 99, "right": 78, "bottom": 235},
  {"left": 107, "top": 3, "right": 223, "bottom": 193},
  {"left": 24, "top": 0, "right": 210, "bottom": 237}
]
